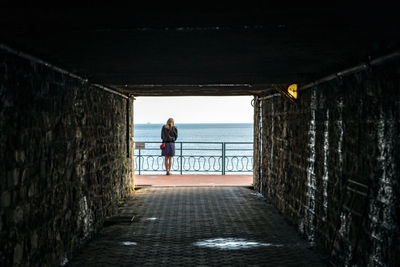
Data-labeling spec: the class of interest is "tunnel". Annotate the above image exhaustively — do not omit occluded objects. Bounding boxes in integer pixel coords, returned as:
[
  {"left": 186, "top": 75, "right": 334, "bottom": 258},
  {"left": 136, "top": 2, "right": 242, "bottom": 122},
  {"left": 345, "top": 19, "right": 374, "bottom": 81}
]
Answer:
[{"left": 1, "top": 4, "right": 399, "bottom": 266}]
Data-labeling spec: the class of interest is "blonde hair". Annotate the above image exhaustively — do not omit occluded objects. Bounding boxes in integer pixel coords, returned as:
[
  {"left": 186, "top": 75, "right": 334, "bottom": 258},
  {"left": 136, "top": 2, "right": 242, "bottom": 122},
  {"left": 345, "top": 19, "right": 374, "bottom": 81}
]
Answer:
[{"left": 165, "top": 118, "right": 174, "bottom": 129}]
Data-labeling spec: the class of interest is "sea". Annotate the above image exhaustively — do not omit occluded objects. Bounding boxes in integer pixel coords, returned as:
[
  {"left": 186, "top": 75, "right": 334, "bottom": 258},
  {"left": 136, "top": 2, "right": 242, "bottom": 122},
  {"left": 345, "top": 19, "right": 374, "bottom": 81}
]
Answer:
[{"left": 134, "top": 123, "right": 253, "bottom": 143}]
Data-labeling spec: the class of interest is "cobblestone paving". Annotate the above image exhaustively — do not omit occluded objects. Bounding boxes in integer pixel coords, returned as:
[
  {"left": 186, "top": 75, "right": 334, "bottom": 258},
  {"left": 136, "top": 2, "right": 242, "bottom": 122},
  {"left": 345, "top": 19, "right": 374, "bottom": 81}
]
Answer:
[{"left": 66, "top": 187, "right": 327, "bottom": 266}]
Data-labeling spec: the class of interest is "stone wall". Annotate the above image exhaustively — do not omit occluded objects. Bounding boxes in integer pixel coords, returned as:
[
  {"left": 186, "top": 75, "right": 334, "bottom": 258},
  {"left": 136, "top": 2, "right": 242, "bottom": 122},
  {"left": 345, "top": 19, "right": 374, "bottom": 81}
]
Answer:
[
  {"left": 254, "top": 59, "right": 400, "bottom": 266},
  {"left": 0, "top": 47, "right": 135, "bottom": 266}
]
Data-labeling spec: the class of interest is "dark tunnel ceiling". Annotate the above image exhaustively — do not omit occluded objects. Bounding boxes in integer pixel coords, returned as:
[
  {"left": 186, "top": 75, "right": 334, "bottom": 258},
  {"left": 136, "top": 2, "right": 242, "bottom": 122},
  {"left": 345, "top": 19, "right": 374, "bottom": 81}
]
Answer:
[{"left": 0, "top": 5, "right": 399, "bottom": 96}]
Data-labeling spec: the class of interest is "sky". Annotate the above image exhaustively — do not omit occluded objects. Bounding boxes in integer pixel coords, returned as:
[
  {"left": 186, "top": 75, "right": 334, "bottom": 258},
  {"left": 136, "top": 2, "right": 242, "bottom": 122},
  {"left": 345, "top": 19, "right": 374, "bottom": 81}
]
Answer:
[{"left": 134, "top": 96, "right": 254, "bottom": 124}]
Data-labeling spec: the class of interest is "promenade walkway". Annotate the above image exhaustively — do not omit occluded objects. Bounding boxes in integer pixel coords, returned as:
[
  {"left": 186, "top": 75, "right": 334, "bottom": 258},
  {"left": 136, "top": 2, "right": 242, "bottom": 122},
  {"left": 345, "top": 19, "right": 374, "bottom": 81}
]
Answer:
[
  {"left": 66, "top": 185, "right": 327, "bottom": 266},
  {"left": 135, "top": 174, "right": 253, "bottom": 187}
]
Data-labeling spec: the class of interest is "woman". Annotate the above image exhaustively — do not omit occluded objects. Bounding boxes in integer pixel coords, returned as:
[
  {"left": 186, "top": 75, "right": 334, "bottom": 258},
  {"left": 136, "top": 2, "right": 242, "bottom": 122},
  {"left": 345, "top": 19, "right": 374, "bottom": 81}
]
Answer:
[{"left": 161, "top": 118, "right": 178, "bottom": 175}]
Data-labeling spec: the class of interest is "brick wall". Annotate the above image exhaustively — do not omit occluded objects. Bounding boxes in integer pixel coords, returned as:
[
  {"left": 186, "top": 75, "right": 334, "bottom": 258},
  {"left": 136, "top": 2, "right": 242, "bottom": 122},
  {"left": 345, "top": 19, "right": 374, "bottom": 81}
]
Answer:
[
  {"left": 254, "top": 59, "right": 400, "bottom": 266},
  {"left": 0, "top": 47, "right": 135, "bottom": 266}
]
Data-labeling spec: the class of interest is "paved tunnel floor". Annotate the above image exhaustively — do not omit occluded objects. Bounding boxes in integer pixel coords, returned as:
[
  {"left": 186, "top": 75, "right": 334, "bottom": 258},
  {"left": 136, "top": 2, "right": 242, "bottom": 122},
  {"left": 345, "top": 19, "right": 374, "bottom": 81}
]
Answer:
[{"left": 66, "top": 187, "right": 327, "bottom": 266}]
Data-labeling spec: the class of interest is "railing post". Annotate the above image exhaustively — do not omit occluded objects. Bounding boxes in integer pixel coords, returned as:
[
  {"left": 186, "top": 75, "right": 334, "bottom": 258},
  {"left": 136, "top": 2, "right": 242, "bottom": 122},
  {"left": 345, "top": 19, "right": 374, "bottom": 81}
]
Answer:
[
  {"left": 180, "top": 142, "right": 183, "bottom": 175},
  {"left": 138, "top": 149, "right": 141, "bottom": 175},
  {"left": 222, "top": 142, "right": 225, "bottom": 175}
]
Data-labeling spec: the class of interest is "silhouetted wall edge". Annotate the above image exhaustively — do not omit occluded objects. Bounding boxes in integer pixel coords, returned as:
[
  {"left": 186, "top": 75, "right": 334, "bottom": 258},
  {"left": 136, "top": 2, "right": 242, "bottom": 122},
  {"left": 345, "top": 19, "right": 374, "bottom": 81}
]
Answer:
[
  {"left": 253, "top": 59, "right": 400, "bottom": 266},
  {"left": 0, "top": 47, "right": 134, "bottom": 266}
]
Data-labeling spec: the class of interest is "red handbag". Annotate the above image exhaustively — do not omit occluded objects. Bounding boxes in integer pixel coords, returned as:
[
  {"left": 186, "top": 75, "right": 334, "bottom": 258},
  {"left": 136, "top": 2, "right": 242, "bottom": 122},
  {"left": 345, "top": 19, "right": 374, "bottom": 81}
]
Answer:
[{"left": 160, "top": 127, "right": 172, "bottom": 149}]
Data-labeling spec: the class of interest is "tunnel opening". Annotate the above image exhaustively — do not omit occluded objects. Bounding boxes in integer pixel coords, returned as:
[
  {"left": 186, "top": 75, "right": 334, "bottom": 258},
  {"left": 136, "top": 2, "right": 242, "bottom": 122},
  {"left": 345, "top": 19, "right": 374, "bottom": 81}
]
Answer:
[
  {"left": 1, "top": 5, "right": 399, "bottom": 267},
  {"left": 1, "top": 37, "right": 400, "bottom": 267},
  {"left": 133, "top": 95, "right": 254, "bottom": 187}
]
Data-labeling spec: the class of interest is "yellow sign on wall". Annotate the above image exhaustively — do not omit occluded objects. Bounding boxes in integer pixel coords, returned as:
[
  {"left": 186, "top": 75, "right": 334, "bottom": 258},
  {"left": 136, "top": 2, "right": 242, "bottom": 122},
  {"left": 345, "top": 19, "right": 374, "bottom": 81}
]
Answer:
[{"left": 288, "top": 84, "right": 298, "bottom": 99}]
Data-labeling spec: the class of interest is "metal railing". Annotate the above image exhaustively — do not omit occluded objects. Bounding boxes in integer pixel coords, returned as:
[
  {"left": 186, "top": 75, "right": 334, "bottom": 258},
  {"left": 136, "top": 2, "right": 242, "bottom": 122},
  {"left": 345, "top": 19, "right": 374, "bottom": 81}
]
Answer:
[{"left": 134, "top": 141, "right": 253, "bottom": 175}]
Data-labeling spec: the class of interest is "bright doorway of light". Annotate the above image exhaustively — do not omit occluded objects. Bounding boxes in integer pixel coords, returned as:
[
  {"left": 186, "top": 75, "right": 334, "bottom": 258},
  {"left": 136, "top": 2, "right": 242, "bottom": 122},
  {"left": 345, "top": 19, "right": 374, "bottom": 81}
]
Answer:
[{"left": 133, "top": 96, "right": 254, "bottom": 187}]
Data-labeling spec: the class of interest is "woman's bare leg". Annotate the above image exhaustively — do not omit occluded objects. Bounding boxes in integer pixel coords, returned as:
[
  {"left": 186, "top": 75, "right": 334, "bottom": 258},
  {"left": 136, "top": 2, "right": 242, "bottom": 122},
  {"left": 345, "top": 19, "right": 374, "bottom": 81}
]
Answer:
[
  {"left": 168, "top": 156, "right": 173, "bottom": 173},
  {"left": 164, "top": 156, "right": 168, "bottom": 173}
]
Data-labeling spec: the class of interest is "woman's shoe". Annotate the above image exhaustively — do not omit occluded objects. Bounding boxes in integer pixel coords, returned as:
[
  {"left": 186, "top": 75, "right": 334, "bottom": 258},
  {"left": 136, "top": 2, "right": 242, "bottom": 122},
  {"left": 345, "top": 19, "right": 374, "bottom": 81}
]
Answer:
[{"left": 166, "top": 172, "right": 170, "bottom": 175}]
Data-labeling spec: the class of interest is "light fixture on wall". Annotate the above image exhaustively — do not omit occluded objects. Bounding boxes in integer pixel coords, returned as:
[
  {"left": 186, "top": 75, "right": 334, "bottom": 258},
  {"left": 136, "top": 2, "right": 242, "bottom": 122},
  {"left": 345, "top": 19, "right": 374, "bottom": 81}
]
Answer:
[
  {"left": 273, "top": 84, "right": 298, "bottom": 103},
  {"left": 287, "top": 84, "right": 297, "bottom": 99}
]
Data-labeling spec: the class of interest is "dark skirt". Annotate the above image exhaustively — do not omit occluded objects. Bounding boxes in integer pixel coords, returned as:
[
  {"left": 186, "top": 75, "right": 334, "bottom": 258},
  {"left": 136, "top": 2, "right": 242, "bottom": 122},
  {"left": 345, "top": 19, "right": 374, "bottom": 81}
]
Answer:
[{"left": 161, "top": 142, "right": 175, "bottom": 156}]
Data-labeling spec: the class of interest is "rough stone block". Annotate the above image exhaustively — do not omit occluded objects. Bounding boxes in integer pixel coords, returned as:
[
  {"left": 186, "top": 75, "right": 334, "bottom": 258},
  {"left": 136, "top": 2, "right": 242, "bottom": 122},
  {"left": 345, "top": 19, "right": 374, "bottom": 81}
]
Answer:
[
  {"left": 1, "top": 191, "right": 11, "bottom": 208},
  {"left": 13, "top": 243, "right": 23, "bottom": 265},
  {"left": 13, "top": 206, "right": 24, "bottom": 224},
  {"left": 28, "top": 183, "right": 36, "bottom": 198}
]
